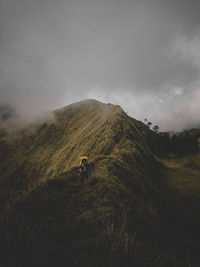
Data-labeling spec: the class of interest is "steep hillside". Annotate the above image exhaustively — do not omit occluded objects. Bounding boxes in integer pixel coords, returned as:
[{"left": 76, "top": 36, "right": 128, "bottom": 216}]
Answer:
[
  {"left": 161, "top": 152, "right": 200, "bottom": 195},
  {"left": 1, "top": 99, "right": 200, "bottom": 267},
  {"left": 0, "top": 103, "right": 16, "bottom": 122},
  {"left": 0, "top": 99, "right": 152, "bottom": 190}
]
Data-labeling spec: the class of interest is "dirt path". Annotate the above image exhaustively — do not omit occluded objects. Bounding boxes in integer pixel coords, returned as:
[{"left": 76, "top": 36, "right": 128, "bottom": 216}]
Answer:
[
  {"left": 64, "top": 185, "right": 87, "bottom": 227},
  {"left": 52, "top": 185, "right": 88, "bottom": 232}
]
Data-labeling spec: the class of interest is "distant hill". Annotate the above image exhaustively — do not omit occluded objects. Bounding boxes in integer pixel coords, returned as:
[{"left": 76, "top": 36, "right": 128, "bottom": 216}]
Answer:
[
  {"left": 1, "top": 99, "right": 200, "bottom": 267},
  {"left": 0, "top": 103, "right": 16, "bottom": 122}
]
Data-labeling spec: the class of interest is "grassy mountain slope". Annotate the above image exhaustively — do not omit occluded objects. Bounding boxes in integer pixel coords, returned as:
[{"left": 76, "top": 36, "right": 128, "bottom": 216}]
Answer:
[
  {"left": 1, "top": 99, "right": 200, "bottom": 267},
  {"left": 0, "top": 99, "right": 158, "bottom": 197},
  {"left": 161, "top": 152, "right": 200, "bottom": 195}
]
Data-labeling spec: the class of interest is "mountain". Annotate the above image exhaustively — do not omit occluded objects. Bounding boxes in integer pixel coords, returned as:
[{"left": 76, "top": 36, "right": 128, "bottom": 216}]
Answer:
[
  {"left": 0, "top": 99, "right": 200, "bottom": 267},
  {"left": 0, "top": 103, "right": 16, "bottom": 122},
  {"left": 0, "top": 103, "right": 20, "bottom": 137}
]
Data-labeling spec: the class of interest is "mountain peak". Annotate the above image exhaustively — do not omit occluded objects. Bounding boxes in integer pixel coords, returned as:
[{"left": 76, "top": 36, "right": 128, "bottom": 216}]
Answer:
[{"left": 55, "top": 98, "right": 123, "bottom": 115}]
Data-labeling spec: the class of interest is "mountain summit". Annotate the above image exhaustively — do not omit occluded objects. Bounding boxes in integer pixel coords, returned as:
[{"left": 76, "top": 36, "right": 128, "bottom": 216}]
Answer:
[{"left": 1, "top": 99, "right": 200, "bottom": 267}]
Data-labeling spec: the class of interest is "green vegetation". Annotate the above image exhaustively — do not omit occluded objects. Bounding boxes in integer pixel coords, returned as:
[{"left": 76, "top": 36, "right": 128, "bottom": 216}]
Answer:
[
  {"left": 0, "top": 99, "right": 200, "bottom": 267},
  {"left": 161, "top": 153, "right": 200, "bottom": 195}
]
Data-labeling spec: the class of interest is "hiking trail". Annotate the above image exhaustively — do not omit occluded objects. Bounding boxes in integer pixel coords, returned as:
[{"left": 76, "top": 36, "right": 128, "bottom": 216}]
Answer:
[{"left": 53, "top": 185, "right": 88, "bottom": 232}]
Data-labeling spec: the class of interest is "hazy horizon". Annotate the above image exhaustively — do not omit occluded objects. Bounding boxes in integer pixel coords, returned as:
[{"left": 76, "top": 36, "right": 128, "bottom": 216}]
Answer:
[{"left": 1, "top": 0, "right": 200, "bottom": 131}]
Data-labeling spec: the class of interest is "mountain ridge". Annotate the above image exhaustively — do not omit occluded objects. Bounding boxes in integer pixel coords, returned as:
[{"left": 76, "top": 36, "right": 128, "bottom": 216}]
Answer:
[
  {"left": 1, "top": 99, "right": 200, "bottom": 267},
  {"left": 0, "top": 99, "right": 152, "bottom": 184}
]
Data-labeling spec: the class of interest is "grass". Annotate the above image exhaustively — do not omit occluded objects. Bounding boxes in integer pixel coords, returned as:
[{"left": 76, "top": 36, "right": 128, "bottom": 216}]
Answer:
[
  {"left": 161, "top": 152, "right": 200, "bottom": 195},
  {"left": 1, "top": 153, "right": 198, "bottom": 267},
  {"left": 1, "top": 99, "right": 200, "bottom": 267},
  {"left": 0, "top": 161, "right": 179, "bottom": 267}
]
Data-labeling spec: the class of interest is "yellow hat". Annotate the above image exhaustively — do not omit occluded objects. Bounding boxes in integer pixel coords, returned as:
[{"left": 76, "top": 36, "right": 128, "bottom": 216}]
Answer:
[{"left": 80, "top": 156, "right": 88, "bottom": 165}]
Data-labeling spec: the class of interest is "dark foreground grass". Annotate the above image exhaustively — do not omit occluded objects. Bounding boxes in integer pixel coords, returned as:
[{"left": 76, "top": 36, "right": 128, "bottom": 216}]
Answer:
[{"left": 1, "top": 157, "right": 200, "bottom": 267}]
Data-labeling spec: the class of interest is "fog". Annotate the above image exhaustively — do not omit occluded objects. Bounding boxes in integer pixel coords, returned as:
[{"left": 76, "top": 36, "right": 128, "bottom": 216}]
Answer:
[{"left": 1, "top": 0, "right": 200, "bottom": 131}]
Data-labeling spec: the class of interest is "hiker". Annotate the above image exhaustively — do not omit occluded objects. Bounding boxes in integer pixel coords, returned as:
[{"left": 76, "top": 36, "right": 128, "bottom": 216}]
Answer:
[{"left": 78, "top": 156, "right": 90, "bottom": 186}]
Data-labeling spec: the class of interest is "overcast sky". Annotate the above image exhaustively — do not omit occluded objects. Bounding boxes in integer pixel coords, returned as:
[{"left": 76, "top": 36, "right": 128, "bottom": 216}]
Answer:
[{"left": 1, "top": 0, "right": 200, "bottom": 131}]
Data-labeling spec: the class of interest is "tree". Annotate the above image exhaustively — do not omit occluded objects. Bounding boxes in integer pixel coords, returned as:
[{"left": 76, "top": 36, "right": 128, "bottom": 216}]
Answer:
[
  {"left": 147, "top": 122, "right": 152, "bottom": 128},
  {"left": 153, "top": 125, "right": 159, "bottom": 133}
]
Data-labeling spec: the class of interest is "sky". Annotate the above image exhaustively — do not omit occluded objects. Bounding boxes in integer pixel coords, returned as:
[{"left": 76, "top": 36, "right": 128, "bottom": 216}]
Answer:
[{"left": 1, "top": 0, "right": 200, "bottom": 131}]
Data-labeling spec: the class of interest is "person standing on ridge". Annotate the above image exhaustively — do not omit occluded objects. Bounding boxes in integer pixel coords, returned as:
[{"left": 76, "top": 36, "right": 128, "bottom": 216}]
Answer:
[{"left": 78, "top": 156, "right": 90, "bottom": 186}]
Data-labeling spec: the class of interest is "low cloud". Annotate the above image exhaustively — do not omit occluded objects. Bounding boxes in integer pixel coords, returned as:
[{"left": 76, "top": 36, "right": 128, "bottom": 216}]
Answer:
[{"left": 162, "top": 88, "right": 200, "bottom": 131}]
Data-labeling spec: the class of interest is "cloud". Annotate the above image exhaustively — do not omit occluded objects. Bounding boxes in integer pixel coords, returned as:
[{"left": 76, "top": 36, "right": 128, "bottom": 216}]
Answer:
[
  {"left": 1, "top": 0, "right": 200, "bottom": 131},
  {"left": 172, "top": 32, "right": 200, "bottom": 65},
  {"left": 162, "top": 88, "right": 200, "bottom": 131}
]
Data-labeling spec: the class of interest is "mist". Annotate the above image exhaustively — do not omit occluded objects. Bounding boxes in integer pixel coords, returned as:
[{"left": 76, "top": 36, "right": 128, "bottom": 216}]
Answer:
[{"left": 1, "top": 0, "right": 200, "bottom": 131}]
